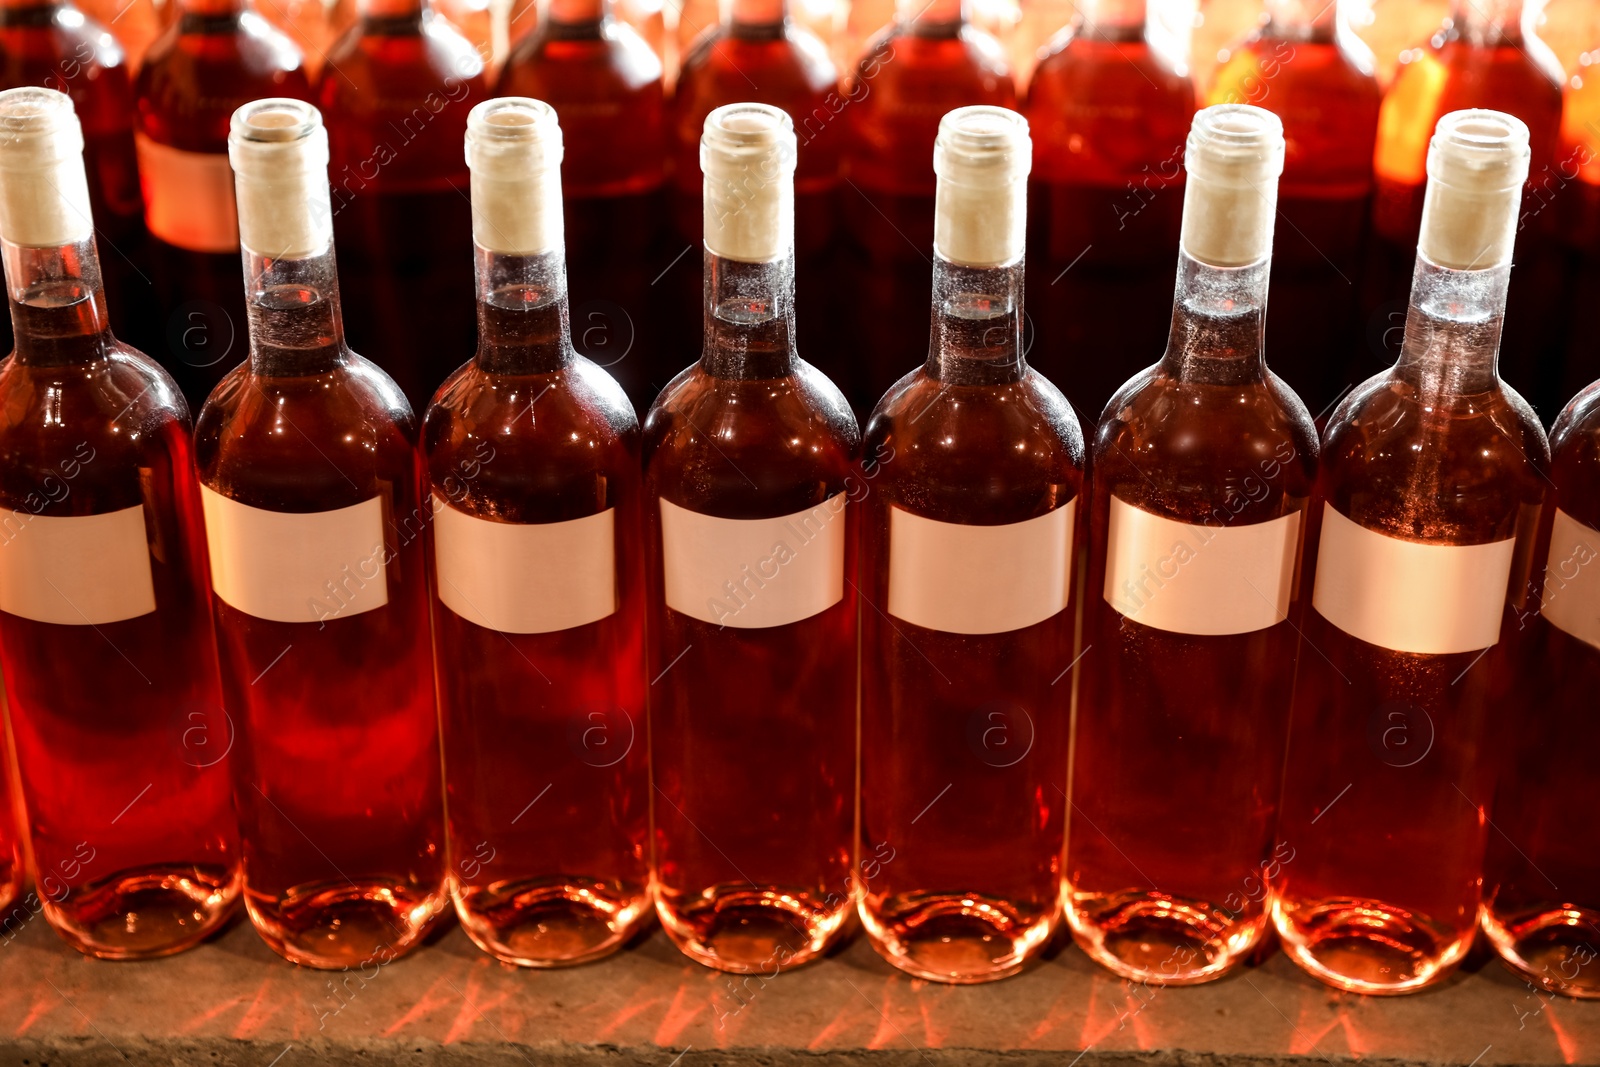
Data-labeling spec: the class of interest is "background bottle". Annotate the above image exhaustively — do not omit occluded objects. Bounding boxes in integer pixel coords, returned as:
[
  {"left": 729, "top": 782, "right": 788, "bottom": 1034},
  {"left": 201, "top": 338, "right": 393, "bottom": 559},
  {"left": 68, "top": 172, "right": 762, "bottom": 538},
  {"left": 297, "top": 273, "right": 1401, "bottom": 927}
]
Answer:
[
  {"left": 644, "top": 102, "right": 858, "bottom": 973},
  {"left": 133, "top": 0, "right": 310, "bottom": 407},
  {"left": 427, "top": 97, "right": 651, "bottom": 968},
  {"left": 1068, "top": 103, "right": 1316, "bottom": 985},
  {"left": 840, "top": 0, "right": 1014, "bottom": 415},
  {"left": 0, "top": 86, "right": 239, "bottom": 958},
  {"left": 1274, "top": 108, "right": 1549, "bottom": 995},
  {"left": 194, "top": 98, "right": 447, "bottom": 969},
  {"left": 1206, "top": 0, "right": 1381, "bottom": 417},
  {"left": 1024, "top": 0, "right": 1195, "bottom": 422},
  {"left": 497, "top": 0, "right": 669, "bottom": 411},
  {"left": 1482, "top": 375, "right": 1600, "bottom": 999},
  {"left": 858, "top": 105, "right": 1081, "bottom": 984},
  {"left": 319, "top": 0, "right": 488, "bottom": 411}
]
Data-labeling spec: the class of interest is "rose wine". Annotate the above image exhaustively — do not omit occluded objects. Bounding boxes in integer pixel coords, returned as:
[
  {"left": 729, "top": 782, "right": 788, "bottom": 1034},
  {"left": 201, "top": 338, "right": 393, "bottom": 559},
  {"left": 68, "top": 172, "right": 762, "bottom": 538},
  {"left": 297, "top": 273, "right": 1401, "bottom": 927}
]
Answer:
[
  {"left": 858, "top": 106, "right": 1082, "bottom": 984},
  {"left": 319, "top": 0, "right": 487, "bottom": 410},
  {"left": 497, "top": 0, "right": 670, "bottom": 411},
  {"left": 1068, "top": 104, "right": 1316, "bottom": 985},
  {"left": 0, "top": 0, "right": 145, "bottom": 356},
  {"left": 645, "top": 103, "right": 859, "bottom": 973},
  {"left": 1024, "top": 0, "right": 1195, "bottom": 421},
  {"left": 1274, "top": 109, "right": 1550, "bottom": 995},
  {"left": 1206, "top": 0, "right": 1381, "bottom": 416},
  {"left": 840, "top": 0, "right": 1014, "bottom": 413},
  {"left": 0, "top": 87, "right": 240, "bottom": 958},
  {"left": 668, "top": 0, "right": 843, "bottom": 383},
  {"left": 1370, "top": 0, "right": 1567, "bottom": 414},
  {"left": 425, "top": 98, "right": 651, "bottom": 967},
  {"left": 1481, "top": 378, "right": 1600, "bottom": 999},
  {"left": 133, "top": 0, "right": 310, "bottom": 408},
  {"left": 193, "top": 99, "right": 447, "bottom": 969}
]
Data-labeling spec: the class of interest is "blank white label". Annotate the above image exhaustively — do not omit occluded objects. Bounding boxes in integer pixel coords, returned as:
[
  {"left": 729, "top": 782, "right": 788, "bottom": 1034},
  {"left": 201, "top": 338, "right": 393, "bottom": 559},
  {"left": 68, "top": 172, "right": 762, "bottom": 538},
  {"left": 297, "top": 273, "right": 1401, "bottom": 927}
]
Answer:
[
  {"left": 135, "top": 134, "right": 238, "bottom": 254},
  {"left": 432, "top": 495, "right": 616, "bottom": 634},
  {"left": 1312, "top": 503, "right": 1514, "bottom": 655},
  {"left": 0, "top": 505, "right": 155, "bottom": 625},
  {"left": 661, "top": 494, "right": 846, "bottom": 629},
  {"left": 1104, "top": 495, "right": 1300, "bottom": 636},
  {"left": 888, "top": 502, "right": 1074, "bottom": 634},
  {"left": 1541, "top": 507, "right": 1600, "bottom": 651},
  {"left": 201, "top": 486, "right": 388, "bottom": 624}
]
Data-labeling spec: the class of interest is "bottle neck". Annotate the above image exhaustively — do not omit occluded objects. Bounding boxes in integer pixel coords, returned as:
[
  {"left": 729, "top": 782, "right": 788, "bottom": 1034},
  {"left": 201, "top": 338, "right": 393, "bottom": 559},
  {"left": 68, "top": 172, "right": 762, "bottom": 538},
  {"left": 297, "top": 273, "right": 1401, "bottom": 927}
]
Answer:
[
  {"left": 1451, "top": 0, "right": 1523, "bottom": 45},
  {"left": 244, "top": 242, "right": 348, "bottom": 377},
  {"left": 363, "top": 0, "right": 425, "bottom": 21},
  {"left": 1264, "top": 0, "right": 1337, "bottom": 40},
  {"left": 700, "top": 250, "right": 794, "bottom": 380},
  {"left": 549, "top": 0, "right": 604, "bottom": 22},
  {"left": 898, "top": 0, "right": 963, "bottom": 29},
  {"left": 728, "top": 0, "right": 785, "bottom": 28},
  {"left": 1078, "top": 0, "right": 1144, "bottom": 32},
  {"left": 924, "top": 255, "right": 1025, "bottom": 386},
  {"left": 473, "top": 246, "right": 571, "bottom": 376},
  {"left": 1158, "top": 250, "right": 1270, "bottom": 386},
  {"left": 1394, "top": 254, "right": 1507, "bottom": 398},
  {"left": 178, "top": 0, "right": 247, "bottom": 18},
  {"left": 4, "top": 235, "right": 113, "bottom": 368}
]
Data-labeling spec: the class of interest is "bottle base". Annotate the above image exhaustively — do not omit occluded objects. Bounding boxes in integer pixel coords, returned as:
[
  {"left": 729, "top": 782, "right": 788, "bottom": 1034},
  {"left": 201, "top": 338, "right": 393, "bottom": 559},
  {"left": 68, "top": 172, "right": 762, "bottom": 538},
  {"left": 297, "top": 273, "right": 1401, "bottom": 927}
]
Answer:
[
  {"left": 1066, "top": 890, "right": 1266, "bottom": 985},
  {"left": 1482, "top": 903, "right": 1600, "bottom": 998},
  {"left": 657, "top": 885, "right": 849, "bottom": 973},
  {"left": 1274, "top": 896, "right": 1470, "bottom": 995},
  {"left": 454, "top": 879, "right": 650, "bottom": 967},
  {"left": 246, "top": 878, "right": 448, "bottom": 970},
  {"left": 861, "top": 892, "right": 1056, "bottom": 984},
  {"left": 46, "top": 865, "right": 240, "bottom": 960}
]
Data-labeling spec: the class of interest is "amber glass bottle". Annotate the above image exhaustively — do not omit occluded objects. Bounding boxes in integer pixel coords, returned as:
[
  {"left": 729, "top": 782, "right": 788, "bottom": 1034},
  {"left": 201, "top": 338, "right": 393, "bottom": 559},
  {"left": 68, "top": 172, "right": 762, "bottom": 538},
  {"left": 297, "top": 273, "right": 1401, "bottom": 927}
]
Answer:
[
  {"left": 0, "top": 86, "right": 239, "bottom": 959},
  {"left": 1275, "top": 109, "right": 1549, "bottom": 995},
  {"left": 644, "top": 103, "right": 858, "bottom": 973}
]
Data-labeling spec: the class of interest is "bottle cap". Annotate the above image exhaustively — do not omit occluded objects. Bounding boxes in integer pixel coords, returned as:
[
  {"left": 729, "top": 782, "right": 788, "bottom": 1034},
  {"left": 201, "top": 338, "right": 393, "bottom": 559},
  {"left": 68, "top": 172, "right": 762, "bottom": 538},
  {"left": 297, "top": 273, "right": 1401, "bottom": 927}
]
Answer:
[
  {"left": 1180, "top": 104, "right": 1285, "bottom": 268},
  {"left": 933, "top": 105, "right": 1031, "bottom": 268},
  {"left": 465, "top": 97, "right": 564, "bottom": 256},
  {"left": 1419, "top": 109, "right": 1531, "bottom": 271},
  {"left": 0, "top": 87, "right": 93, "bottom": 248},
  {"left": 228, "top": 98, "right": 332, "bottom": 259},
  {"left": 701, "top": 102, "right": 796, "bottom": 264}
]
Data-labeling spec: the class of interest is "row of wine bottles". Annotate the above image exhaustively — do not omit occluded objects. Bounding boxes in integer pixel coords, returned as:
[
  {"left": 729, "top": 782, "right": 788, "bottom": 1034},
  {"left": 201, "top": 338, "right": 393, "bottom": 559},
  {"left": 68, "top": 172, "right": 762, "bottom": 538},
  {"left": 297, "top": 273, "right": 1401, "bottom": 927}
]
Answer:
[
  {"left": 5, "top": 0, "right": 1598, "bottom": 431},
  {"left": 0, "top": 84, "right": 1593, "bottom": 1002}
]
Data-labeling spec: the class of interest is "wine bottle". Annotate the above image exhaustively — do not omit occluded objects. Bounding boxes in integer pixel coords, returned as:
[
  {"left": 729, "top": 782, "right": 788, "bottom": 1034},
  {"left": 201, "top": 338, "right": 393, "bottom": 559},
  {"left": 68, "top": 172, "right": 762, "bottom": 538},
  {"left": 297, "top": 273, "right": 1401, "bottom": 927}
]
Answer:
[
  {"left": 644, "top": 102, "right": 859, "bottom": 973},
  {"left": 0, "top": 86, "right": 239, "bottom": 958},
  {"left": 425, "top": 97, "right": 651, "bottom": 968},
  {"left": 1275, "top": 108, "right": 1550, "bottom": 995},
  {"left": 858, "top": 104, "right": 1083, "bottom": 984},
  {"left": 194, "top": 98, "right": 447, "bottom": 969}
]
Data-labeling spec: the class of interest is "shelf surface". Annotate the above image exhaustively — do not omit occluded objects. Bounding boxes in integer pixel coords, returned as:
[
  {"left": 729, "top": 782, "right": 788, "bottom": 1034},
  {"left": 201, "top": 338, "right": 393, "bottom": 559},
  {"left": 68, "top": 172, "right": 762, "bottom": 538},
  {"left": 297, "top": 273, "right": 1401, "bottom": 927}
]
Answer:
[{"left": 0, "top": 909, "right": 1595, "bottom": 1066}]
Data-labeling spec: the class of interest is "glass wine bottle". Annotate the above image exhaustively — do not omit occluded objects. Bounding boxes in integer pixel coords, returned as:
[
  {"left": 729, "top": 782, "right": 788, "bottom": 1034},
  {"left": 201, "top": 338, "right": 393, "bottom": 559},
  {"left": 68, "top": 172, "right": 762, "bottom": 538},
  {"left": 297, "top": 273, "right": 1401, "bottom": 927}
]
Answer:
[
  {"left": 1206, "top": 0, "right": 1382, "bottom": 416},
  {"left": 318, "top": 0, "right": 487, "bottom": 411},
  {"left": 1481, "top": 375, "right": 1600, "bottom": 999},
  {"left": 133, "top": 0, "right": 310, "bottom": 408},
  {"left": 193, "top": 98, "right": 448, "bottom": 969},
  {"left": 0, "top": 86, "right": 240, "bottom": 958},
  {"left": 858, "top": 105, "right": 1082, "bottom": 983},
  {"left": 425, "top": 97, "right": 651, "bottom": 967},
  {"left": 1024, "top": 0, "right": 1195, "bottom": 421},
  {"left": 1068, "top": 103, "right": 1317, "bottom": 985},
  {"left": 644, "top": 102, "right": 859, "bottom": 973},
  {"left": 1274, "top": 108, "right": 1550, "bottom": 995},
  {"left": 497, "top": 0, "right": 669, "bottom": 411},
  {"left": 841, "top": 0, "right": 1015, "bottom": 414}
]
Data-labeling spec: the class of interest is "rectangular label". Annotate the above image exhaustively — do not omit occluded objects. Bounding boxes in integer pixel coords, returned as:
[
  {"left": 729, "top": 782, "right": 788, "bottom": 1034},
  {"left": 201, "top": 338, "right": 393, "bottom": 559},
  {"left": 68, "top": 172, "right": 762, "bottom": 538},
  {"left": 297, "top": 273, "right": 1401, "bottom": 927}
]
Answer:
[
  {"left": 432, "top": 495, "right": 616, "bottom": 634},
  {"left": 661, "top": 494, "right": 846, "bottom": 629},
  {"left": 1312, "top": 502, "right": 1515, "bottom": 655},
  {"left": 201, "top": 486, "right": 388, "bottom": 624},
  {"left": 888, "top": 501, "right": 1074, "bottom": 634},
  {"left": 1104, "top": 495, "right": 1300, "bottom": 636},
  {"left": 135, "top": 134, "right": 238, "bottom": 254},
  {"left": 1541, "top": 507, "right": 1600, "bottom": 651},
  {"left": 0, "top": 505, "right": 155, "bottom": 625}
]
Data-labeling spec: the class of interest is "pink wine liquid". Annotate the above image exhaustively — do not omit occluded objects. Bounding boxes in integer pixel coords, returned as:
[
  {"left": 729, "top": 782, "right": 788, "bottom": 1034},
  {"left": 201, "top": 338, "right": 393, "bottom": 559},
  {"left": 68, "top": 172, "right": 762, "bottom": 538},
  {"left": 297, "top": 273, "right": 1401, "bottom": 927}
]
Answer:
[
  {"left": 426, "top": 292, "right": 652, "bottom": 967},
  {"left": 0, "top": 279, "right": 240, "bottom": 958},
  {"left": 1482, "top": 378, "right": 1600, "bottom": 998}
]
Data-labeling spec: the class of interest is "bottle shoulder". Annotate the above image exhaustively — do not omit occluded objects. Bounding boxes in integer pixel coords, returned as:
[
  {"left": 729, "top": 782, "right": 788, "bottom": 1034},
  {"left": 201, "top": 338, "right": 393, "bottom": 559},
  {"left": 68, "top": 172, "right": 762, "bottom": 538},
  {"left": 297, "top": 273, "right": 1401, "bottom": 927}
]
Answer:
[{"left": 1548, "top": 378, "right": 1600, "bottom": 529}]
